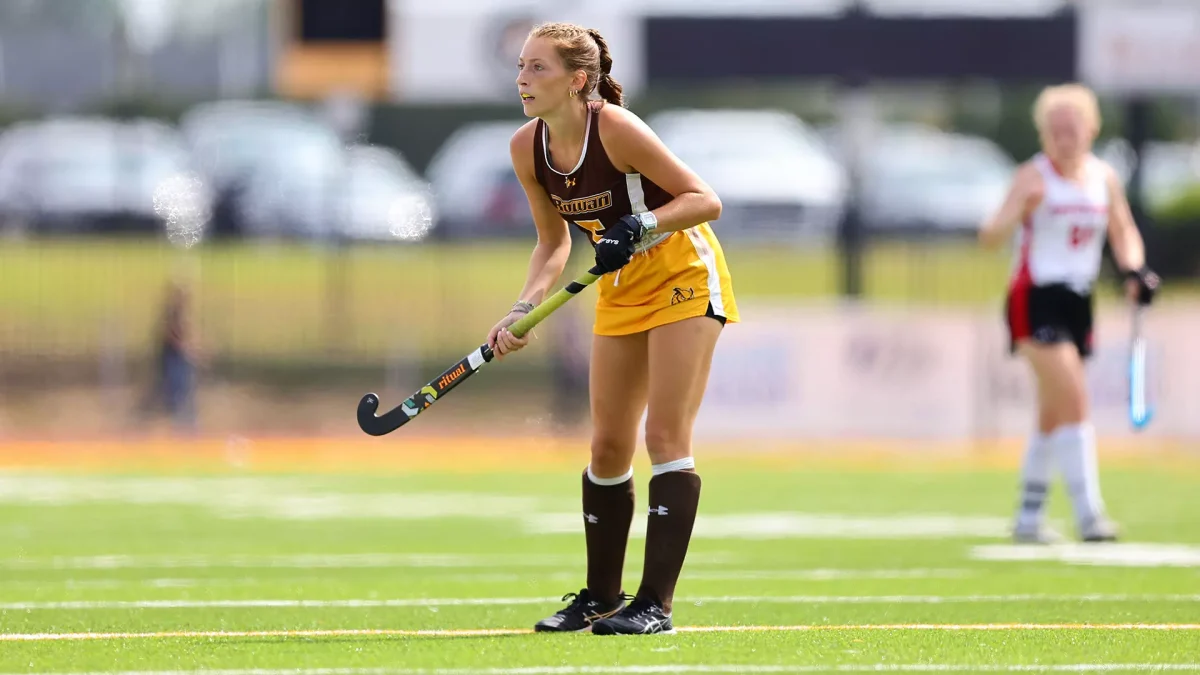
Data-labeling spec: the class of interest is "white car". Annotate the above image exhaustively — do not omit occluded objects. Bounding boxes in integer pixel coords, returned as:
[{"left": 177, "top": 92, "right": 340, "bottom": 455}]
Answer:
[
  {"left": 180, "top": 100, "right": 345, "bottom": 194},
  {"left": 0, "top": 116, "right": 211, "bottom": 237},
  {"left": 425, "top": 119, "right": 531, "bottom": 239},
  {"left": 646, "top": 108, "right": 849, "bottom": 241},
  {"left": 831, "top": 123, "right": 1016, "bottom": 233},
  {"left": 1098, "top": 138, "right": 1200, "bottom": 212},
  {"left": 238, "top": 143, "right": 436, "bottom": 242}
]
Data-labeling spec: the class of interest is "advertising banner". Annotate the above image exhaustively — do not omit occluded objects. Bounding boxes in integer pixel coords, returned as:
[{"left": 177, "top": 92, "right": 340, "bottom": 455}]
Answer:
[
  {"left": 1078, "top": 0, "right": 1200, "bottom": 95},
  {"left": 692, "top": 300, "right": 1200, "bottom": 442},
  {"left": 388, "top": 0, "right": 643, "bottom": 103}
]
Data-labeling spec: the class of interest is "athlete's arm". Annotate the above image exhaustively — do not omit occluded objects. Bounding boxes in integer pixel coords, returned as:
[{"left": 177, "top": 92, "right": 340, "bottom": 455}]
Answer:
[
  {"left": 1103, "top": 164, "right": 1146, "bottom": 272},
  {"left": 1103, "top": 163, "right": 1160, "bottom": 305},
  {"left": 979, "top": 162, "right": 1043, "bottom": 249},
  {"left": 509, "top": 122, "right": 573, "bottom": 306},
  {"left": 596, "top": 105, "right": 721, "bottom": 232}
]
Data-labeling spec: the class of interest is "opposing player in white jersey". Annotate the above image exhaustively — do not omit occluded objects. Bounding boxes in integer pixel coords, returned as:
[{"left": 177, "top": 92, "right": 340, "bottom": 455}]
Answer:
[{"left": 979, "top": 83, "right": 1160, "bottom": 543}]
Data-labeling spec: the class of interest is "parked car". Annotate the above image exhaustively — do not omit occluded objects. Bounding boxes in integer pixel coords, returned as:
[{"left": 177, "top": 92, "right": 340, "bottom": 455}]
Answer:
[
  {"left": 425, "top": 119, "right": 532, "bottom": 239},
  {"left": 823, "top": 123, "right": 1015, "bottom": 234},
  {"left": 646, "top": 108, "right": 848, "bottom": 242},
  {"left": 1098, "top": 138, "right": 1200, "bottom": 212},
  {"left": 0, "top": 116, "right": 211, "bottom": 237},
  {"left": 179, "top": 100, "right": 345, "bottom": 238},
  {"left": 238, "top": 143, "right": 436, "bottom": 242}
]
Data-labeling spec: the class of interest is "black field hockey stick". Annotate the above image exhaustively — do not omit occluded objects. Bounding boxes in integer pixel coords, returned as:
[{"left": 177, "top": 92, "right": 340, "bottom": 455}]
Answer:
[{"left": 357, "top": 265, "right": 603, "bottom": 436}]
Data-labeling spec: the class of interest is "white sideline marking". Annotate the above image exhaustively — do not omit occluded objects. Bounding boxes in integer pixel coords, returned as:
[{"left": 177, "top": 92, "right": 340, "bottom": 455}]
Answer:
[
  {"left": 4, "top": 593, "right": 1197, "bottom": 611},
  {"left": 684, "top": 568, "right": 973, "bottom": 582},
  {"left": 0, "top": 553, "right": 576, "bottom": 571},
  {"left": 0, "top": 552, "right": 728, "bottom": 571},
  {"left": 972, "top": 543, "right": 1200, "bottom": 568},
  {"left": 0, "top": 474, "right": 1058, "bottom": 540},
  {"left": 0, "top": 568, "right": 971, "bottom": 589},
  {"left": 3, "top": 625, "right": 1199, "bottom": 643},
  {"left": 0, "top": 662, "right": 1195, "bottom": 667},
  {"left": 525, "top": 513, "right": 1017, "bottom": 539},
  {"left": 0, "top": 477, "right": 546, "bottom": 521},
  {"left": 0, "top": 476, "right": 1018, "bottom": 539},
  {"left": 0, "top": 666, "right": 1196, "bottom": 675}
]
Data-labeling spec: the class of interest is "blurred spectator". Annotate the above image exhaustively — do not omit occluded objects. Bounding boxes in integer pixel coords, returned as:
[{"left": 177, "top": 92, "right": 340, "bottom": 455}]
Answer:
[{"left": 135, "top": 277, "right": 201, "bottom": 434}]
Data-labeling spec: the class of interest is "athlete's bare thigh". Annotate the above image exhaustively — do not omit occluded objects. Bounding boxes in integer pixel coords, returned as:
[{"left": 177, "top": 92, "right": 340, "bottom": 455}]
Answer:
[
  {"left": 644, "top": 315, "right": 724, "bottom": 465},
  {"left": 1016, "top": 339, "right": 1088, "bottom": 432},
  {"left": 589, "top": 331, "right": 650, "bottom": 478}
]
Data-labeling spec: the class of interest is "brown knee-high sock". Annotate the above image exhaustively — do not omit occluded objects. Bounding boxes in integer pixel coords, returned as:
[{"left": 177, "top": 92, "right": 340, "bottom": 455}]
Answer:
[
  {"left": 637, "top": 468, "right": 702, "bottom": 615},
  {"left": 581, "top": 467, "right": 635, "bottom": 605}
]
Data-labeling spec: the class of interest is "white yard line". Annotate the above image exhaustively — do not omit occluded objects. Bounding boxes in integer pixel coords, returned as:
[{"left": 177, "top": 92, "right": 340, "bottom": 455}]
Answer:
[
  {"left": 0, "top": 578, "right": 271, "bottom": 591},
  {"left": 684, "top": 568, "right": 973, "bottom": 581},
  {"left": 525, "top": 513, "right": 1020, "bottom": 539},
  {"left": 3, "top": 593, "right": 1197, "bottom": 611},
  {"left": 0, "top": 665, "right": 1198, "bottom": 674},
  {"left": 0, "top": 568, "right": 972, "bottom": 589},
  {"left": 971, "top": 543, "right": 1200, "bottom": 568},
  {"left": 3, "top": 625, "right": 1200, "bottom": 642},
  {"left": 0, "top": 552, "right": 740, "bottom": 571},
  {"left": 0, "top": 554, "right": 585, "bottom": 571}
]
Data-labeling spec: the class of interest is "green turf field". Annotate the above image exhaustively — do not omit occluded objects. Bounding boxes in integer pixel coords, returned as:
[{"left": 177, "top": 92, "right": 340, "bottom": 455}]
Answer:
[
  {"left": 2, "top": 450, "right": 1198, "bottom": 672},
  {"left": 3, "top": 237, "right": 1170, "bottom": 364}
]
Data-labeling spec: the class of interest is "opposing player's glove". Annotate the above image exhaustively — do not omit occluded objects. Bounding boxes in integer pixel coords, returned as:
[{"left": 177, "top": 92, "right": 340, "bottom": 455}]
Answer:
[
  {"left": 1124, "top": 265, "right": 1160, "bottom": 306},
  {"left": 594, "top": 215, "right": 643, "bottom": 274}
]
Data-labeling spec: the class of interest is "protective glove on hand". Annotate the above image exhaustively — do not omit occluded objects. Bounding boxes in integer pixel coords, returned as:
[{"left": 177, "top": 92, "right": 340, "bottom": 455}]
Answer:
[
  {"left": 1124, "top": 265, "right": 1160, "bottom": 306},
  {"left": 594, "top": 214, "right": 643, "bottom": 274}
]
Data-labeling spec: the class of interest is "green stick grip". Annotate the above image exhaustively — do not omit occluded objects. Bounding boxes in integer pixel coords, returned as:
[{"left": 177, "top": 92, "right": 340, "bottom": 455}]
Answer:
[{"left": 508, "top": 266, "right": 602, "bottom": 338}]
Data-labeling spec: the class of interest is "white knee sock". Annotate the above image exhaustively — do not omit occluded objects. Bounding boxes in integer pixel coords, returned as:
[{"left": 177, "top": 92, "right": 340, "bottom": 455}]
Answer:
[
  {"left": 1014, "top": 432, "right": 1054, "bottom": 531},
  {"left": 1052, "top": 422, "right": 1106, "bottom": 526}
]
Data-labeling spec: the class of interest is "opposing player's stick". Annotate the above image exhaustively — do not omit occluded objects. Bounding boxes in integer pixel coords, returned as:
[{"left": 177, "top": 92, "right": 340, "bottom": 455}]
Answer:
[
  {"left": 357, "top": 266, "right": 603, "bottom": 436},
  {"left": 1128, "top": 304, "right": 1153, "bottom": 431}
]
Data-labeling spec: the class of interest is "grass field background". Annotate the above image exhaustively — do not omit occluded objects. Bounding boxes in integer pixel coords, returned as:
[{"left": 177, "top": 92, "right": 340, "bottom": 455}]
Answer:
[
  {"left": 1, "top": 442, "right": 1198, "bottom": 672},
  {"left": 2, "top": 237, "right": 1182, "bottom": 364}
]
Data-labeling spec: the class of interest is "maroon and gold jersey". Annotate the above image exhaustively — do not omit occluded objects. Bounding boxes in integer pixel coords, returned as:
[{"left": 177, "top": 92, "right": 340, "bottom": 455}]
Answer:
[
  {"left": 530, "top": 105, "right": 739, "bottom": 336},
  {"left": 532, "top": 106, "right": 673, "bottom": 248}
]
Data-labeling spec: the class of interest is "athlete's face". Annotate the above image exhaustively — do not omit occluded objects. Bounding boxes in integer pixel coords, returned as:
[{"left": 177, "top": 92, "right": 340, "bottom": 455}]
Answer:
[
  {"left": 1041, "top": 104, "right": 1094, "bottom": 165},
  {"left": 516, "top": 37, "right": 584, "bottom": 118}
]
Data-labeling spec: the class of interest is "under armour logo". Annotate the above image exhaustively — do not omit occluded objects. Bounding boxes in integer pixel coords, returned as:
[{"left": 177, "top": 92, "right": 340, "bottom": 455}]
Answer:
[
  {"left": 565, "top": 177, "right": 576, "bottom": 187},
  {"left": 584, "top": 513, "right": 599, "bottom": 524},
  {"left": 648, "top": 505, "right": 669, "bottom": 516}
]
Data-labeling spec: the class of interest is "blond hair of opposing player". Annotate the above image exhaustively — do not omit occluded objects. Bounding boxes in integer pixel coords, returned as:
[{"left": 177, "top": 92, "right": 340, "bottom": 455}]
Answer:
[{"left": 1033, "top": 84, "right": 1102, "bottom": 168}]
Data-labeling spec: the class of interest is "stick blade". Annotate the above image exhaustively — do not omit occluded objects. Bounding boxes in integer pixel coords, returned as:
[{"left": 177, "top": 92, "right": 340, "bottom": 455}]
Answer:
[
  {"left": 357, "top": 393, "right": 411, "bottom": 436},
  {"left": 1128, "top": 332, "right": 1154, "bottom": 432}
]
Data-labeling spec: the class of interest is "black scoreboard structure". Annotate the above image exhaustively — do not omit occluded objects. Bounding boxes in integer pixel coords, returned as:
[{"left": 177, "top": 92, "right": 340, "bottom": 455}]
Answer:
[
  {"left": 273, "top": 0, "right": 389, "bottom": 100},
  {"left": 643, "top": 5, "right": 1103, "bottom": 298}
]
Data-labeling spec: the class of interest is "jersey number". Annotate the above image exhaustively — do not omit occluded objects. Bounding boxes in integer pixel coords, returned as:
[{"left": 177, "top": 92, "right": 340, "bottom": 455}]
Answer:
[
  {"left": 576, "top": 219, "right": 606, "bottom": 244},
  {"left": 1070, "top": 224, "right": 1096, "bottom": 248}
]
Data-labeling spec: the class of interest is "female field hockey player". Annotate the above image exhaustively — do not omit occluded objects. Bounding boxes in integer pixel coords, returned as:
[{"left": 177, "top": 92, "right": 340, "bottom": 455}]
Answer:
[
  {"left": 979, "top": 83, "right": 1159, "bottom": 544},
  {"left": 485, "top": 21, "right": 738, "bottom": 635}
]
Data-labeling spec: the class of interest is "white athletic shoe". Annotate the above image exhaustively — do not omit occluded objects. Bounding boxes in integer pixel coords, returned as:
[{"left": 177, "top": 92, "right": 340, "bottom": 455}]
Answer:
[
  {"left": 1012, "top": 523, "right": 1066, "bottom": 545},
  {"left": 1080, "top": 516, "right": 1120, "bottom": 543}
]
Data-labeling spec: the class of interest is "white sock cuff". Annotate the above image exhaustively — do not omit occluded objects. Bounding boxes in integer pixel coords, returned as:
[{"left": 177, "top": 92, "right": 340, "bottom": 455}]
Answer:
[
  {"left": 586, "top": 465, "right": 633, "bottom": 486},
  {"left": 651, "top": 457, "right": 696, "bottom": 476},
  {"left": 1053, "top": 422, "right": 1093, "bottom": 440}
]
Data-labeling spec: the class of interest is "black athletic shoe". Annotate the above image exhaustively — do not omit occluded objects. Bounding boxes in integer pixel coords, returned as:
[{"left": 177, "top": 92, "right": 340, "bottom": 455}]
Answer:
[
  {"left": 533, "top": 589, "right": 628, "bottom": 632},
  {"left": 591, "top": 596, "right": 675, "bottom": 635}
]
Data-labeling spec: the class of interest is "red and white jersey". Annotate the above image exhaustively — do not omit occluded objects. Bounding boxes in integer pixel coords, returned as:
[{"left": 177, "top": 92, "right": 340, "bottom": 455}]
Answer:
[{"left": 1010, "top": 153, "right": 1111, "bottom": 294}]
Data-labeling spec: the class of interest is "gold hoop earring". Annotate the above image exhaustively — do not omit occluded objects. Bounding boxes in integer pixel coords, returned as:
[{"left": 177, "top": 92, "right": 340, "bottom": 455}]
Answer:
[{"left": 568, "top": 89, "right": 577, "bottom": 98}]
